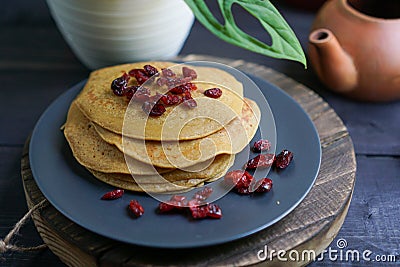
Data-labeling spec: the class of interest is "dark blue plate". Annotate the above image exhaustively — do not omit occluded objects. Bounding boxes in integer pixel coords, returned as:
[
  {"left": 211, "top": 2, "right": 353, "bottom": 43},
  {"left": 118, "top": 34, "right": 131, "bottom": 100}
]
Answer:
[{"left": 30, "top": 71, "right": 321, "bottom": 248}]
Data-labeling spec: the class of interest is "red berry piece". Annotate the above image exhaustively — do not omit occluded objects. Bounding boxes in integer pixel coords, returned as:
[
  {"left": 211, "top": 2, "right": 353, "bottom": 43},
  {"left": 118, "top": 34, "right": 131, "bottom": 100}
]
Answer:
[
  {"left": 190, "top": 205, "right": 209, "bottom": 219},
  {"left": 169, "top": 85, "right": 185, "bottom": 94},
  {"left": 142, "top": 102, "right": 166, "bottom": 117},
  {"left": 206, "top": 204, "right": 222, "bottom": 219},
  {"left": 101, "top": 189, "right": 124, "bottom": 200},
  {"left": 187, "top": 198, "right": 201, "bottom": 207},
  {"left": 156, "top": 77, "right": 168, "bottom": 86},
  {"left": 166, "top": 78, "right": 181, "bottom": 88},
  {"left": 254, "top": 178, "right": 273, "bottom": 193},
  {"left": 224, "top": 170, "right": 249, "bottom": 185},
  {"left": 245, "top": 154, "right": 275, "bottom": 170},
  {"left": 111, "top": 72, "right": 130, "bottom": 96},
  {"left": 275, "top": 149, "right": 294, "bottom": 169},
  {"left": 252, "top": 139, "right": 271, "bottom": 153},
  {"left": 131, "top": 87, "right": 150, "bottom": 102},
  {"left": 150, "top": 103, "right": 166, "bottom": 116},
  {"left": 224, "top": 170, "right": 254, "bottom": 194},
  {"left": 189, "top": 204, "right": 222, "bottom": 219},
  {"left": 236, "top": 185, "right": 252, "bottom": 194},
  {"left": 161, "top": 68, "right": 176, "bottom": 78},
  {"left": 129, "top": 69, "right": 149, "bottom": 85},
  {"left": 183, "top": 98, "right": 197, "bottom": 108},
  {"left": 193, "top": 186, "right": 213, "bottom": 201},
  {"left": 182, "top": 66, "right": 197, "bottom": 80},
  {"left": 125, "top": 86, "right": 139, "bottom": 100},
  {"left": 169, "top": 83, "right": 193, "bottom": 94},
  {"left": 128, "top": 200, "right": 144, "bottom": 218},
  {"left": 158, "top": 195, "right": 187, "bottom": 213},
  {"left": 183, "top": 97, "right": 197, "bottom": 109},
  {"left": 158, "top": 202, "right": 176, "bottom": 213},
  {"left": 143, "top": 64, "right": 158, "bottom": 77},
  {"left": 204, "top": 88, "right": 222, "bottom": 99},
  {"left": 170, "top": 195, "right": 186, "bottom": 203},
  {"left": 160, "top": 94, "right": 181, "bottom": 106},
  {"left": 186, "top": 82, "right": 197, "bottom": 91}
]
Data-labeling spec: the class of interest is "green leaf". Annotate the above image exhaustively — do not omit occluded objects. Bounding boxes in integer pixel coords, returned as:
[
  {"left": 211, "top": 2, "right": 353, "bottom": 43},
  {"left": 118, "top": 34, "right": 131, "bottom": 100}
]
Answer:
[{"left": 184, "top": 0, "right": 307, "bottom": 67}]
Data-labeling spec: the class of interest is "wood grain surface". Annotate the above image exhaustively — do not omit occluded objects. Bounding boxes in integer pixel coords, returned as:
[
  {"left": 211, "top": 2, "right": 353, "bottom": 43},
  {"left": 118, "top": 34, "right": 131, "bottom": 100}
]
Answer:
[{"left": 21, "top": 55, "right": 356, "bottom": 266}]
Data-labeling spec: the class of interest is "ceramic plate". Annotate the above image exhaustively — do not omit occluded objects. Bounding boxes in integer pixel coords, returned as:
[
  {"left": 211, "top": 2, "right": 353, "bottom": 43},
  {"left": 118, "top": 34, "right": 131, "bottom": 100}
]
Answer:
[{"left": 30, "top": 70, "right": 321, "bottom": 248}]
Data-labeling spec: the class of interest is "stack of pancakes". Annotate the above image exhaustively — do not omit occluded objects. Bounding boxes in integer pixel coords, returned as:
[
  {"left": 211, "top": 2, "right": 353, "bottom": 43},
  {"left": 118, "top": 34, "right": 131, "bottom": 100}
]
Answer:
[{"left": 63, "top": 62, "right": 260, "bottom": 193}]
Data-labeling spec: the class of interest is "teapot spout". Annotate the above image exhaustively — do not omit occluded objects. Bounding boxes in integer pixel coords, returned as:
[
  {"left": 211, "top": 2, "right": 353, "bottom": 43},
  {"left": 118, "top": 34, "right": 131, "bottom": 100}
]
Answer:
[{"left": 308, "top": 29, "right": 357, "bottom": 92}]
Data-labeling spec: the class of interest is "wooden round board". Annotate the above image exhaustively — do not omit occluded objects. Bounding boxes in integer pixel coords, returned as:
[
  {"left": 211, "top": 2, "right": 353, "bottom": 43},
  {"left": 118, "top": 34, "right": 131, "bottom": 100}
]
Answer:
[{"left": 21, "top": 55, "right": 356, "bottom": 267}]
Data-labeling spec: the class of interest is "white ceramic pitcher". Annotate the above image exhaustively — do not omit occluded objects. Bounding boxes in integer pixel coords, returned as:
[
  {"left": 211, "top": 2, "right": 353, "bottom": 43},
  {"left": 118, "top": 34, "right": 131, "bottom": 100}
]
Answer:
[{"left": 46, "top": 0, "right": 194, "bottom": 69}]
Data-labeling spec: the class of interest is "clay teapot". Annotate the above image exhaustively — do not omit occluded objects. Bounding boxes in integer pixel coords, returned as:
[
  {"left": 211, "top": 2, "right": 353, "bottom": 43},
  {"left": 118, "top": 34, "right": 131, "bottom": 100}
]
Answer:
[{"left": 308, "top": 0, "right": 400, "bottom": 101}]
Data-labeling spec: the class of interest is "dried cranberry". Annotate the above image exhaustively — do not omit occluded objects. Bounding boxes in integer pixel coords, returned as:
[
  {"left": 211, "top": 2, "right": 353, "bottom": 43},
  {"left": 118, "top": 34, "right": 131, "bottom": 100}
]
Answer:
[
  {"left": 111, "top": 72, "right": 130, "bottom": 96},
  {"left": 224, "top": 170, "right": 251, "bottom": 185},
  {"left": 187, "top": 82, "right": 197, "bottom": 91},
  {"left": 129, "top": 69, "right": 149, "bottom": 85},
  {"left": 101, "top": 189, "right": 124, "bottom": 200},
  {"left": 206, "top": 204, "right": 222, "bottom": 219},
  {"left": 204, "top": 88, "right": 222, "bottom": 99},
  {"left": 156, "top": 77, "right": 168, "bottom": 86},
  {"left": 224, "top": 170, "right": 254, "bottom": 194},
  {"left": 161, "top": 68, "right": 176, "bottom": 78},
  {"left": 274, "top": 149, "right": 294, "bottom": 169},
  {"left": 187, "top": 199, "right": 201, "bottom": 207},
  {"left": 166, "top": 78, "right": 181, "bottom": 88},
  {"left": 193, "top": 187, "right": 213, "bottom": 201},
  {"left": 190, "top": 205, "right": 209, "bottom": 219},
  {"left": 124, "top": 86, "right": 139, "bottom": 100},
  {"left": 239, "top": 186, "right": 256, "bottom": 194},
  {"left": 169, "top": 83, "right": 190, "bottom": 94},
  {"left": 182, "top": 66, "right": 197, "bottom": 79},
  {"left": 128, "top": 200, "right": 144, "bottom": 218},
  {"left": 170, "top": 195, "right": 186, "bottom": 203},
  {"left": 158, "top": 202, "right": 176, "bottom": 213},
  {"left": 189, "top": 204, "right": 222, "bottom": 219},
  {"left": 169, "top": 85, "right": 185, "bottom": 94},
  {"left": 254, "top": 178, "right": 273, "bottom": 193},
  {"left": 142, "top": 102, "right": 166, "bottom": 117},
  {"left": 252, "top": 139, "right": 271, "bottom": 152},
  {"left": 158, "top": 195, "right": 186, "bottom": 213},
  {"left": 183, "top": 97, "right": 197, "bottom": 109},
  {"left": 143, "top": 64, "right": 158, "bottom": 76},
  {"left": 131, "top": 87, "right": 150, "bottom": 102},
  {"left": 224, "top": 170, "right": 243, "bottom": 185},
  {"left": 245, "top": 154, "right": 275, "bottom": 170},
  {"left": 160, "top": 94, "right": 181, "bottom": 106}
]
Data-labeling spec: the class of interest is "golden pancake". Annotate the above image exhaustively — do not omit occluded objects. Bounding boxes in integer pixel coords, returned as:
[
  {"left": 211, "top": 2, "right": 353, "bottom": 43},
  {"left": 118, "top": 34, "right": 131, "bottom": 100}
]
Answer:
[
  {"left": 74, "top": 62, "right": 244, "bottom": 141},
  {"left": 87, "top": 154, "right": 234, "bottom": 193},
  {"left": 93, "top": 98, "right": 260, "bottom": 168},
  {"left": 88, "top": 168, "right": 204, "bottom": 193},
  {"left": 64, "top": 102, "right": 173, "bottom": 175}
]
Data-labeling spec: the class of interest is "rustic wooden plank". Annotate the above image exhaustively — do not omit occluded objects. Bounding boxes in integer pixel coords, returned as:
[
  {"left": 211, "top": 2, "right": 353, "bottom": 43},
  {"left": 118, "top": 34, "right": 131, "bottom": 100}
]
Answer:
[
  {"left": 21, "top": 56, "right": 357, "bottom": 266},
  {"left": 335, "top": 156, "right": 400, "bottom": 255},
  {"left": 0, "top": 147, "right": 63, "bottom": 266}
]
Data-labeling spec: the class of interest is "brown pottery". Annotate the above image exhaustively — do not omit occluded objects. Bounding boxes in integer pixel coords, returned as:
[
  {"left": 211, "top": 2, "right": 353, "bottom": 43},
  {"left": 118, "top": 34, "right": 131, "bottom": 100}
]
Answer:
[{"left": 308, "top": 0, "right": 400, "bottom": 101}]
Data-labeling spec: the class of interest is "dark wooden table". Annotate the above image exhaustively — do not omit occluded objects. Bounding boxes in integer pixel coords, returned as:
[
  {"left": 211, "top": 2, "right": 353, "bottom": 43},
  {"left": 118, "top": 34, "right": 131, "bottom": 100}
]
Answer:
[{"left": 1, "top": 1, "right": 399, "bottom": 266}]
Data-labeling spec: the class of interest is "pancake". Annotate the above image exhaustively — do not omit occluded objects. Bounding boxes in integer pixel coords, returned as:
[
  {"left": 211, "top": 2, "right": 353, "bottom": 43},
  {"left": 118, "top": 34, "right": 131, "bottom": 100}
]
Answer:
[
  {"left": 74, "top": 62, "right": 244, "bottom": 141},
  {"left": 88, "top": 168, "right": 204, "bottom": 193},
  {"left": 64, "top": 102, "right": 173, "bottom": 175},
  {"left": 130, "top": 154, "right": 234, "bottom": 184},
  {"left": 87, "top": 154, "right": 234, "bottom": 193},
  {"left": 93, "top": 98, "right": 260, "bottom": 169}
]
